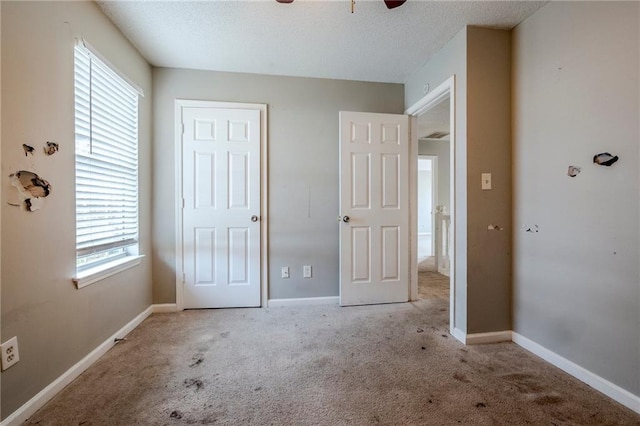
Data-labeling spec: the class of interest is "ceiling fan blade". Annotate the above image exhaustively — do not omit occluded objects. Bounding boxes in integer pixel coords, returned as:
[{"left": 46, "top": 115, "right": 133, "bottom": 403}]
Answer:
[
  {"left": 384, "top": 0, "right": 406, "bottom": 9},
  {"left": 275, "top": 0, "right": 294, "bottom": 3}
]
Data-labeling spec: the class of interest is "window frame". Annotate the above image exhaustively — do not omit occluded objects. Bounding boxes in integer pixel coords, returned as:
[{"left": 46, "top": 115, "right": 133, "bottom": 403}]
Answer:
[{"left": 72, "top": 40, "right": 144, "bottom": 288}]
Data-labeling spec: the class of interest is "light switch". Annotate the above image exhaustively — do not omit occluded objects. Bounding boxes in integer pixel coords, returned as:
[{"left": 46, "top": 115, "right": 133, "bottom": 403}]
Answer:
[
  {"left": 481, "top": 173, "right": 492, "bottom": 190},
  {"left": 303, "top": 265, "right": 312, "bottom": 278}
]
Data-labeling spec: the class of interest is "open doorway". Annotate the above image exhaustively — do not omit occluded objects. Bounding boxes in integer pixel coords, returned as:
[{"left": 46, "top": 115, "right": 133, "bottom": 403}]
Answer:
[
  {"left": 416, "top": 99, "right": 451, "bottom": 302},
  {"left": 406, "top": 76, "right": 455, "bottom": 334}
]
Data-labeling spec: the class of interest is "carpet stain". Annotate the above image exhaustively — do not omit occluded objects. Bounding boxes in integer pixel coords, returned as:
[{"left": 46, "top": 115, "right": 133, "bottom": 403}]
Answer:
[
  {"left": 441, "top": 334, "right": 448, "bottom": 338},
  {"left": 459, "top": 358, "right": 467, "bottom": 363},
  {"left": 254, "top": 386, "right": 262, "bottom": 391},
  {"left": 189, "top": 354, "right": 204, "bottom": 367},
  {"left": 534, "top": 395, "right": 564, "bottom": 405},
  {"left": 199, "top": 414, "right": 218, "bottom": 424},
  {"left": 476, "top": 402, "right": 487, "bottom": 408},
  {"left": 417, "top": 328, "right": 424, "bottom": 333},
  {"left": 184, "top": 378, "right": 205, "bottom": 391},
  {"left": 220, "top": 331, "right": 230, "bottom": 338},
  {"left": 170, "top": 410, "right": 184, "bottom": 419},
  {"left": 502, "top": 373, "right": 545, "bottom": 394},
  {"left": 453, "top": 372, "right": 471, "bottom": 383},
  {"left": 315, "top": 356, "right": 330, "bottom": 368}
]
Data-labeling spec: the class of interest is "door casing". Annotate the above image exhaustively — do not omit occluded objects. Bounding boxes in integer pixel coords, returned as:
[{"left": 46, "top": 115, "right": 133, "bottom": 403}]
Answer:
[{"left": 174, "top": 100, "right": 268, "bottom": 310}]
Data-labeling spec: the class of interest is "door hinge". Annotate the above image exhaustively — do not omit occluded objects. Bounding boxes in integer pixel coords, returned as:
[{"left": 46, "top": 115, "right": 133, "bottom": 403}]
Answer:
[
  {"left": 182, "top": 272, "right": 186, "bottom": 283},
  {"left": 181, "top": 123, "right": 185, "bottom": 135},
  {"left": 182, "top": 198, "right": 185, "bottom": 209}
]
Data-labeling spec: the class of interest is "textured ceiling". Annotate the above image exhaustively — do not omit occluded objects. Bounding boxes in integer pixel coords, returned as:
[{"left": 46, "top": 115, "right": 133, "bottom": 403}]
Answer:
[{"left": 96, "top": 0, "right": 546, "bottom": 84}]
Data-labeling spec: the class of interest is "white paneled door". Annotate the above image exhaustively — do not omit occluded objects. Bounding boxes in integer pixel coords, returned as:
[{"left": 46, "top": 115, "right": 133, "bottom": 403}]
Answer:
[
  {"left": 339, "top": 112, "right": 409, "bottom": 306},
  {"left": 182, "top": 106, "right": 261, "bottom": 308}
]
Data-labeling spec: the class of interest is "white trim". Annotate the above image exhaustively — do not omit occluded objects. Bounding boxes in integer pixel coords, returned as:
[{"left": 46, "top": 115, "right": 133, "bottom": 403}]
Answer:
[
  {"left": 405, "top": 76, "right": 456, "bottom": 337},
  {"left": 0, "top": 307, "right": 153, "bottom": 426},
  {"left": 174, "top": 101, "right": 184, "bottom": 311},
  {"left": 452, "top": 327, "right": 466, "bottom": 344},
  {"left": 267, "top": 297, "right": 339, "bottom": 308},
  {"left": 466, "top": 330, "right": 512, "bottom": 345},
  {"left": 405, "top": 76, "right": 454, "bottom": 116},
  {"left": 72, "top": 255, "right": 144, "bottom": 289},
  {"left": 174, "top": 100, "right": 268, "bottom": 310},
  {"left": 408, "top": 115, "right": 419, "bottom": 302},
  {"left": 512, "top": 332, "right": 640, "bottom": 414},
  {"left": 151, "top": 303, "right": 178, "bottom": 313}
]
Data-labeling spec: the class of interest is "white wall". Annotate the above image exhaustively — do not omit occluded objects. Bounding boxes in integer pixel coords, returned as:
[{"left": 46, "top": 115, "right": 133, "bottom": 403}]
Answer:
[
  {"left": 513, "top": 1, "right": 639, "bottom": 396},
  {"left": 417, "top": 164, "right": 433, "bottom": 234},
  {"left": 152, "top": 68, "right": 404, "bottom": 302},
  {"left": 1, "top": 2, "right": 153, "bottom": 418},
  {"left": 419, "top": 140, "right": 450, "bottom": 215}
]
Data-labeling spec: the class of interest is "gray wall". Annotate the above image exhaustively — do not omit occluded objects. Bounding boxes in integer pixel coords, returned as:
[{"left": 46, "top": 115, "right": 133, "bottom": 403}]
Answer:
[
  {"left": 466, "top": 27, "right": 512, "bottom": 333},
  {"left": 152, "top": 68, "right": 404, "bottom": 303},
  {"left": 1, "top": 1, "right": 153, "bottom": 418},
  {"left": 513, "top": 1, "right": 639, "bottom": 396}
]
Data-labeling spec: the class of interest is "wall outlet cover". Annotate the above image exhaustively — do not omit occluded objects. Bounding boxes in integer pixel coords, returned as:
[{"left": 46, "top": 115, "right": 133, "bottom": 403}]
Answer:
[
  {"left": 1, "top": 336, "right": 20, "bottom": 371},
  {"left": 303, "top": 265, "right": 312, "bottom": 278}
]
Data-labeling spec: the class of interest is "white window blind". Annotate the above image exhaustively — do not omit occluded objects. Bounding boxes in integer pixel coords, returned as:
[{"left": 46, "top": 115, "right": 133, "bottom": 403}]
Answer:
[{"left": 74, "top": 44, "right": 139, "bottom": 270}]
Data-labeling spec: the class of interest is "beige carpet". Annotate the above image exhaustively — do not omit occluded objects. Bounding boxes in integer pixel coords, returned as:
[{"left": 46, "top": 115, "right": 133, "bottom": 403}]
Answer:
[
  {"left": 418, "top": 256, "right": 449, "bottom": 301},
  {"left": 24, "top": 281, "right": 639, "bottom": 425}
]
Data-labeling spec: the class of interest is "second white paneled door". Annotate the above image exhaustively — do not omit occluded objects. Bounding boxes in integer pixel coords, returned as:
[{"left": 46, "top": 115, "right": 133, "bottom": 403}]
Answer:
[
  {"left": 181, "top": 106, "right": 261, "bottom": 308},
  {"left": 339, "top": 111, "right": 409, "bottom": 306}
]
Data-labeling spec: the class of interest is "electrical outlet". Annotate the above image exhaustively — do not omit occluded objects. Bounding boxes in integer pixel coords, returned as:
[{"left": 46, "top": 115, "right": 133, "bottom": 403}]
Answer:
[
  {"left": 1, "top": 336, "right": 20, "bottom": 371},
  {"left": 281, "top": 266, "right": 290, "bottom": 279},
  {"left": 303, "top": 265, "right": 312, "bottom": 278}
]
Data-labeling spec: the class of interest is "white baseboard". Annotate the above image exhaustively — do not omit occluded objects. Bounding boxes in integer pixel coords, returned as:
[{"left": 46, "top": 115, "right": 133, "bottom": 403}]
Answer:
[
  {"left": 512, "top": 332, "right": 640, "bottom": 414},
  {"left": 152, "top": 303, "right": 178, "bottom": 313},
  {"left": 0, "top": 306, "right": 154, "bottom": 426},
  {"left": 466, "top": 330, "right": 512, "bottom": 345},
  {"left": 268, "top": 296, "right": 339, "bottom": 307},
  {"left": 452, "top": 327, "right": 466, "bottom": 344}
]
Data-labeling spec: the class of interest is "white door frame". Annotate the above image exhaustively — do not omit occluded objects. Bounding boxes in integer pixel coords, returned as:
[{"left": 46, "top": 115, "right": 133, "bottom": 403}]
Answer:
[
  {"left": 174, "top": 100, "right": 269, "bottom": 310},
  {"left": 405, "top": 76, "right": 456, "bottom": 334},
  {"left": 418, "top": 155, "right": 438, "bottom": 257}
]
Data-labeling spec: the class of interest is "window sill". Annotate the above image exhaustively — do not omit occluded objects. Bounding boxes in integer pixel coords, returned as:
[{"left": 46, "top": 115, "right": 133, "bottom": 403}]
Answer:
[{"left": 73, "top": 255, "right": 144, "bottom": 289}]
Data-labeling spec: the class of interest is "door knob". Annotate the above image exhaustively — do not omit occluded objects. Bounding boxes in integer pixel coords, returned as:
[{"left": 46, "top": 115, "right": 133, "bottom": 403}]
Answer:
[
  {"left": 342, "top": 215, "right": 350, "bottom": 223},
  {"left": 251, "top": 215, "right": 259, "bottom": 222}
]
